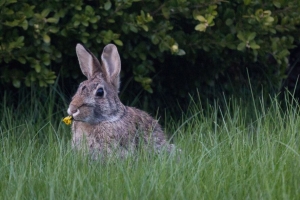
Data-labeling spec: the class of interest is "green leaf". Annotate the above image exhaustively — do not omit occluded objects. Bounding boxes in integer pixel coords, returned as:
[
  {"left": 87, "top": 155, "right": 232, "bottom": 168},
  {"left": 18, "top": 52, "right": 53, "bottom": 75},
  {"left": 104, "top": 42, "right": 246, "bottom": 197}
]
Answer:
[
  {"left": 47, "top": 17, "right": 59, "bottom": 24},
  {"left": 151, "top": 35, "right": 159, "bottom": 45},
  {"left": 82, "top": 21, "right": 89, "bottom": 27},
  {"left": 48, "top": 26, "right": 59, "bottom": 33},
  {"left": 4, "top": 8, "right": 14, "bottom": 15},
  {"left": 17, "top": 36, "right": 25, "bottom": 43},
  {"left": 18, "top": 57, "right": 26, "bottom": 64},
  {"left": 203, "top": 46, "right": 209, "bottom": 51},
  {"left": 34, "top": 64, "right": 41, "bottom": 73},
  {"left": 247, "top": 32, "right": 256, "bottom": 41},
  {"left": 41, "top": 8, "right": 51, "bottom": 17},
  {"left": 195, "top": 24, "right": 207, "bottom": 32},
  {"left": 21, "top": 20, "right": 28, "bottom": 30},
  {"left": 3, "top": 0, "right": 17, "bottom": 5},
  {"left": 104, "top": 1, "right": 112, "bottom": 11},
  {"left": 265, "top": 16, "right": 274, "bottom": 23},
  {"left": 113, "top": 40, "right": 123, "bottom": 46},
  {"left": 162, "top": 7, "right": 170, "bottom": 19},
  {"left": 90, "top": 16, "right": 100, "bottom": 23},
  {"left": 208, "top": 21, "right": 215, "bottom": 27},
  {"left": 226, "top": 43, "right": 236, "bottom": 50},
  {"left": 129, "top": 25, "right": 138, "bottom": 33},
  {"left": 263, "top": 10, "right": 272, "bottom": 15},
  {"left": 85, "top": 5, "right": 94, "bottom": 14},
  {"left": 249, "top": 41, "right": 260, "bottom": 49},
  {"left": 207, "top": 16, "right": 215, "bottom": 24},
  {"left": 73, "top": 21, "right": 80, "bottom": 27},
  {"left": 255, "top": 9, "right": 264, "bottom": 16},
  {"left": 142, "top": 77, "right": 152, "bottom": 84},
  {"left": 237, "top": 32, "right": 246, "bottom": 41},
  {"left": 273, "top": 1, "right": 281, "bottom": 8},
  {"left": 145, "top": 87, "right": 153, "bottom": 93},
  {"left": 243, "top": 0, "right": 251, "bottom": 5},
  {"left": 138, "top": 53, "right": 146, "bottom": 60},
  {"left": 196, "top": 15, "right": 206, "bottom": 22},
  {"left": 145, "top": 13, "right": 153, "bottom": 22},
  {"left": 75, "top": 6, "right": 82, "bottom": 11},
  {"left": 237, "top": 42, "right": 246, "bottom": 51},
  {"left": 82, "top": 37, "right": 88, "bottom": 43},
  {"left": 12, "top": 79, "right": 21, "bottom": 88},
  {"left": 4, "top": 19, "right": 20, "bottom": 27},
  {"left": 278, "top": 49, "right": 290, "bottom": 58},
  {"left": 107, "top": 19, "right": 115, "bottom": 23},
  {"left": 225, "top": 19, "right": 233, "bottom": 26},
  {"left": 141, "top": 25, "right": 148, "bottom": 32},
  {"left": 46, "top": 79, "right": 55, "bottom": 84},
  {"left": 43, "top": 34, "right": 51, "bottom": 43}
]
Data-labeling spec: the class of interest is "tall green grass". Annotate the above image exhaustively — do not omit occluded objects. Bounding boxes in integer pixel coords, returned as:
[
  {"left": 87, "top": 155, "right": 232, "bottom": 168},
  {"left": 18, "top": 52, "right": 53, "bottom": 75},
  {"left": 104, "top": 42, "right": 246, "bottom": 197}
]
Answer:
[{"left": 1, "top": 87, "right": 300, "bottom": 199}]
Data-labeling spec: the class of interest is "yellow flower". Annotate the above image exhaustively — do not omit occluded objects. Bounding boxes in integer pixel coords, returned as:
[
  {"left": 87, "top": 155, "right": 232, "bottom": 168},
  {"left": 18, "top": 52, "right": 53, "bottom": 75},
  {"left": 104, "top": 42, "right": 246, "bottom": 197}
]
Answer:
[{"left": 62, "top": 116, "right": 73, "bottom": 125}]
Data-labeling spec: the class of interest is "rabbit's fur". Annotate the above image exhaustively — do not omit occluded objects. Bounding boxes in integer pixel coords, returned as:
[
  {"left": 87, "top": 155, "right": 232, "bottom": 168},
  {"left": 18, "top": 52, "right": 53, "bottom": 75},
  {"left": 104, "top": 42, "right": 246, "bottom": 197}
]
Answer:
[{"left": 67, "top": 44, "right": 174, "bottom": 159}]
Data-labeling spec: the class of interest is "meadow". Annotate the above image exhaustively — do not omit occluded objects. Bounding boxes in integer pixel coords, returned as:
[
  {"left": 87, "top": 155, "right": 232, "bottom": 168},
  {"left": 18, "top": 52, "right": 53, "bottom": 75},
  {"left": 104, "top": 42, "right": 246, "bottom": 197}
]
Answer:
[{"left": 1, "top": 87, "right": 300, "bottom": 200}]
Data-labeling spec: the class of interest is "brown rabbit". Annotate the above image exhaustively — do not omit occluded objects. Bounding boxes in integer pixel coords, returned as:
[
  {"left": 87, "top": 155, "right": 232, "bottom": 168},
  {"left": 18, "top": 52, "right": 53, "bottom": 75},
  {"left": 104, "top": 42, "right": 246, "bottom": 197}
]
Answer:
[{"left": 67, "top": 44, "right": 175, "bottom": 159}]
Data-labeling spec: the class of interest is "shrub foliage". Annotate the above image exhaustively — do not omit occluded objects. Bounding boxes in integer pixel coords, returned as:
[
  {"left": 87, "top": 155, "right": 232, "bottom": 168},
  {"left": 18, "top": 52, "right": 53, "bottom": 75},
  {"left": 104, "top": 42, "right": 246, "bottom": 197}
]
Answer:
[{"left": 0, "top": 0, "right": 299, "bottom": 95}]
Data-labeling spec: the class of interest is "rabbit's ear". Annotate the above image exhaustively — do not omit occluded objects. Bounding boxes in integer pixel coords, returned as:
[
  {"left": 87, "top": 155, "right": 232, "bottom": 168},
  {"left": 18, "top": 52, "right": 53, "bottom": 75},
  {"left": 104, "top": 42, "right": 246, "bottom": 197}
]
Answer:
[
  {"left": 76, "top": 44, "right": 101, "bottom": 79},
  {"left": 101, "top": 44, "right": 121, "bottom": 90}
]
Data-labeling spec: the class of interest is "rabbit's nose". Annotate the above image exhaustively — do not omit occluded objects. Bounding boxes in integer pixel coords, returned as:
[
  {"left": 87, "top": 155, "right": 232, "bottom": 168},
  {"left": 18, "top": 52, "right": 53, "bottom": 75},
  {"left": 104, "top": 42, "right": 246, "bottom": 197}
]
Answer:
[{"left": 67, "top": 105, "right": 79, "bottom": 116}]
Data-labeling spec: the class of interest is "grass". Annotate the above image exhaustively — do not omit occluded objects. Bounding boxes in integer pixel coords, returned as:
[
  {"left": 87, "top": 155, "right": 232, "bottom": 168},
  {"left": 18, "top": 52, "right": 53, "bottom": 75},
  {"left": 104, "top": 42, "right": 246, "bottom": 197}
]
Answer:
[{"left": 1, "top": 87, "right": 300, "bottom": 199}]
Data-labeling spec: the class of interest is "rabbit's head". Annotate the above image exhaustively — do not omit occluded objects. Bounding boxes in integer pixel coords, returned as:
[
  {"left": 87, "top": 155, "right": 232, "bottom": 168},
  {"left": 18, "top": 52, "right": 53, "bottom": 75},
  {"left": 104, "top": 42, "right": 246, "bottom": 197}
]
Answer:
[{"left": 67, "top": 44, "right": 125, "bottom": 124}]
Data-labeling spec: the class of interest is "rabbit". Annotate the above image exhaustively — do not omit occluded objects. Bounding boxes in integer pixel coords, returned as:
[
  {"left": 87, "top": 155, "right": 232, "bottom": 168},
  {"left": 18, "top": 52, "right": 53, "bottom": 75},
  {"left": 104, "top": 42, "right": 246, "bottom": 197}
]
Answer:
[{"left": 67, "top": 43, "right": 175, "bottom": 159}]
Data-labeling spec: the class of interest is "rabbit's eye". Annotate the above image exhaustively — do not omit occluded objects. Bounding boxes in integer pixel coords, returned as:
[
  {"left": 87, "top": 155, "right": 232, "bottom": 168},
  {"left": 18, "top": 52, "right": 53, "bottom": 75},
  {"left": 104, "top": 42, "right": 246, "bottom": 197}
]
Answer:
[{"left": 96, "top": 87, "right": 104, "bottom": 97}]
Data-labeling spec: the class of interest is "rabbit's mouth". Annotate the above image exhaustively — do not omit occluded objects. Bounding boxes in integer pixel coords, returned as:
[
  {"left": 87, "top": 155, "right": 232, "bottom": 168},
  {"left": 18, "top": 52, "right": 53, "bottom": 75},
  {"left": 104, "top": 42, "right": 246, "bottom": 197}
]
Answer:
[
  {"left": 67, "top": 106, "right": 80, "bottom": 117},
  {"left": 68, "top": 104, "right": 96, "bottom": 122},
  {"left": 72, "top": 109, "right": 80, "bottom": 117}
]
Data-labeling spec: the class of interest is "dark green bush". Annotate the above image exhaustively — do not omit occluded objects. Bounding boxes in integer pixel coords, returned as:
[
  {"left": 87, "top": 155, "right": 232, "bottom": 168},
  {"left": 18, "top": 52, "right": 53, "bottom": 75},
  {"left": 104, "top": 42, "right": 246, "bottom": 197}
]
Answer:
[{"left": 1, "top": 0, "right": 299, "bottom": 106}]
